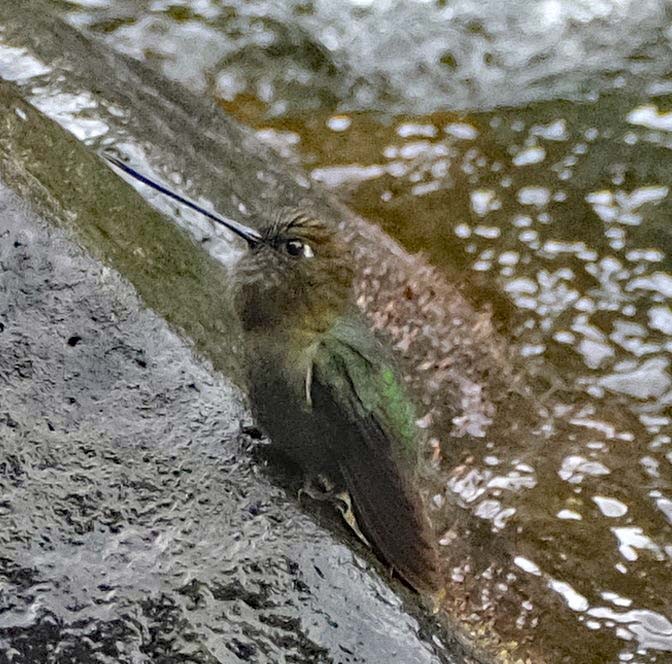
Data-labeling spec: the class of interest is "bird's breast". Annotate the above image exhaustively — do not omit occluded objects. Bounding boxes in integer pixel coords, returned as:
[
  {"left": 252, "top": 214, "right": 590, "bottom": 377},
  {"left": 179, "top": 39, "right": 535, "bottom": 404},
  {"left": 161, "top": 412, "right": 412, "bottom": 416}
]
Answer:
[{"left": 247, "top": 354, "right": 338, "bottom": 477}]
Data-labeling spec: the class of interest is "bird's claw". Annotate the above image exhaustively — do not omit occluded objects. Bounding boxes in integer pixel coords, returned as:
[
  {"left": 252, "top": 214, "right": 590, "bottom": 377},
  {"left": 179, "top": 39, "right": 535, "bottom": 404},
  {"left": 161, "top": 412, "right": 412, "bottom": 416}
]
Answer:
[{"left": 298, "top": 474, "right": 336, "bottom": 503}]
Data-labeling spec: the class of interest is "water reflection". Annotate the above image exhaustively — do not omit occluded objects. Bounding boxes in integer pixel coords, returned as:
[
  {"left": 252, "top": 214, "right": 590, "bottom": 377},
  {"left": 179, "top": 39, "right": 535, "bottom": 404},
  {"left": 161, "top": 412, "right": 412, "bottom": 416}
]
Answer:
[
  {"left": 0, "top": 45, "right": 51, "bottom": 80},
  {"left": 61, "top": 0, "right": 672, "bottom": 115},
  {"left": 233, "top": 96, "right": 672, "bottom": 662}
]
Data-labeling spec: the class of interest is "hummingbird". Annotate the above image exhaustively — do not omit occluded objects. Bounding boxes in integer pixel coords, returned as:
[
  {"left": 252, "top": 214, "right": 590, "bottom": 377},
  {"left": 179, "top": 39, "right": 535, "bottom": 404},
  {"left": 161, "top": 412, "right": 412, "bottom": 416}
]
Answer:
[{"left": 105, "top": 155, "right": 442, "bottom": 594}]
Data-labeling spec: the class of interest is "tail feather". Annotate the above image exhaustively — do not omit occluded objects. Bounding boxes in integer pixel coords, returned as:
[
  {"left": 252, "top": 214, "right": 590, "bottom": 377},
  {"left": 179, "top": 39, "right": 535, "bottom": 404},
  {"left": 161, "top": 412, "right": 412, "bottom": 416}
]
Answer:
[{"left": 339, "top": 449, "right": 441, "bottom": 593}]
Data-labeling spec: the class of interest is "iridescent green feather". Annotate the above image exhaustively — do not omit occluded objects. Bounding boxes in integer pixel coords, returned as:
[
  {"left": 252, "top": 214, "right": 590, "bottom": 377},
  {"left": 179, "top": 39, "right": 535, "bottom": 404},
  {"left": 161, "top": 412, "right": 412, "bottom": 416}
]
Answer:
[
  {"left": 379, "top": 367, "right": 417, "bottom": 453},
  {"left": 313, "top": 316, "right": 418, "bottom": 461}
]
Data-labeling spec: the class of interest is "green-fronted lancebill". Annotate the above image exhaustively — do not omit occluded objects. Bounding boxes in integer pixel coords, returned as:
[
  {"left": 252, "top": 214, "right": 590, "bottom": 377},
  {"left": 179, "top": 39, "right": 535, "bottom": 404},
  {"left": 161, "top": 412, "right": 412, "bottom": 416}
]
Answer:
[{"left": 105, "top": 154, "right": 442, "bottom": 594}]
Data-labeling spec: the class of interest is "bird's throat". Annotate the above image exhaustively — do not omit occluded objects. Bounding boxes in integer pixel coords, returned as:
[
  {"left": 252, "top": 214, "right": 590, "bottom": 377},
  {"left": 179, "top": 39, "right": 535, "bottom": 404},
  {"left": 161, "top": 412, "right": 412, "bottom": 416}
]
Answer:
[{"left": 245, "top": 327, "right": 320, "bottom": 404}]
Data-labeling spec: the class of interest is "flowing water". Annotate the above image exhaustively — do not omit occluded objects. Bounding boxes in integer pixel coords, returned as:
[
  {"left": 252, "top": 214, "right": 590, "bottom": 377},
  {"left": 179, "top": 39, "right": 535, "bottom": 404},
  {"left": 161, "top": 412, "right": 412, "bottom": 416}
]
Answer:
[{"left": 17, "top": 0, "right": 672, "bottom": 661}]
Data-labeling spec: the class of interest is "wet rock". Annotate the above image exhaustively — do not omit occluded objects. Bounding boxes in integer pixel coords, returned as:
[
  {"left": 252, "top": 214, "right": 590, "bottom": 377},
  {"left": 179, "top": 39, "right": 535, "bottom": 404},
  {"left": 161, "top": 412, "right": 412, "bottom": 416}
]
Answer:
[{"left": 0, "top": 180, "right": 464, "bottom": 663}]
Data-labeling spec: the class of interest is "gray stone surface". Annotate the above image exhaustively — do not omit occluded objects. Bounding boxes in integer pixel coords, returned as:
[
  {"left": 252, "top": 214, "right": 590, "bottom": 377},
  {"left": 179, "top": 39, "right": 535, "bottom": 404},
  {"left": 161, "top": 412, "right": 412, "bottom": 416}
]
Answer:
[{"left": 0, "top": 183, "right": 458, "bottom": 663}]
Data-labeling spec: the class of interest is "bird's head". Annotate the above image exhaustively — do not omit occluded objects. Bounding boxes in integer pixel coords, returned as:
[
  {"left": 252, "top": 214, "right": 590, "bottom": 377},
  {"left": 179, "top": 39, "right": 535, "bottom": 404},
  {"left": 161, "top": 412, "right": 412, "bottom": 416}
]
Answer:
[
  {"left": 104, "top": 156, "right": 353, "bottom": 341},
  {"left": 231, "top": 208, "right": 354, "bottom": 338}
]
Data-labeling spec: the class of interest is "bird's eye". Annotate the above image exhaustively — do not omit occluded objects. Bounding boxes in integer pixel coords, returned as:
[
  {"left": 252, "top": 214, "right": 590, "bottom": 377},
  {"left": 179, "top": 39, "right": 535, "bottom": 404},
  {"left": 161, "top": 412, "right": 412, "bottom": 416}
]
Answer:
[{"left": 284, "top": 239, "right": 314, "bottom": 258}]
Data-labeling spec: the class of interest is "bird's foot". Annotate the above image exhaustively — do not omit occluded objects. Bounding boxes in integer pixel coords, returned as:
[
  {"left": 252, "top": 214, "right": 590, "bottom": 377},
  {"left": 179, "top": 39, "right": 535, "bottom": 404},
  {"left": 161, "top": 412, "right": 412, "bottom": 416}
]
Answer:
[{"left": 298, "top": 474, "right": 336, "bottom": 503}]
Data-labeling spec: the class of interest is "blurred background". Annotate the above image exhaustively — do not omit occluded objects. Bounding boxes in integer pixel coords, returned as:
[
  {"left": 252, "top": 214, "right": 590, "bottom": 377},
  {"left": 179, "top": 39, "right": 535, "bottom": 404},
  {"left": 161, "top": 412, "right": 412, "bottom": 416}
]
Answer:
[{"left": 42, "top": 1, "right": 672, "bottom": 660}]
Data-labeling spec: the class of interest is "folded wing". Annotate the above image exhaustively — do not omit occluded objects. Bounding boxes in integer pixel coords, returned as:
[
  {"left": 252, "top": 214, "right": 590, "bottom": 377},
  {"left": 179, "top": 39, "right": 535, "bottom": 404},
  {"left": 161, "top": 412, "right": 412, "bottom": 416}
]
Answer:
[{"left": 312, "top": 319, "right": 441, "bottom": 593}]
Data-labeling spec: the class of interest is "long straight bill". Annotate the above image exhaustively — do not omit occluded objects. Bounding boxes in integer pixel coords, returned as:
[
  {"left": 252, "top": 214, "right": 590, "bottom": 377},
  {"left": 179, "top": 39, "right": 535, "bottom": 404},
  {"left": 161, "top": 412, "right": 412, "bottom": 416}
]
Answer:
[{"left": 104, "top": 154, "right": 262, "bottom": 245}]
